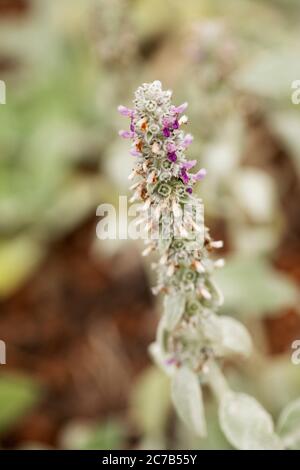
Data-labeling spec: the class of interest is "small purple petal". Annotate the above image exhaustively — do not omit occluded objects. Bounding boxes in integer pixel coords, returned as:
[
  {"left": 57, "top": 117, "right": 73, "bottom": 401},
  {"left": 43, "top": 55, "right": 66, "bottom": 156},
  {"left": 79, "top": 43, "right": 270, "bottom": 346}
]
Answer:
[
  {"left": 130, "top": 120, "right": 135, "bottom": 132},
  {"left": 167, "top": 151, "right": 177, "bottom": 162},
  {"left": 130, "top": 149, "right": 141, "bottom": 157},
  {"left": 193, "top": 168, "right": 207, "bottom": 181},
  {"left": 181, "top": 167, "right": 190, "bottom": 184},
  {"left": 186, "top": 187, "right": 193, "bottom": 194},
  {"left": 182, "top": 159, "right": 197, "bottom": 170},
  {"left": 118, "top": 105, "right": 134, "bottom": 117},
  {"left": 119, "top": 130, "right": 134, "bottom": 139},
  {"left": 171, "top": 102, "right": 188, "bottom": 114},
  {"left": 182, "top": 133, "right": 193, "bottom": 148},
  {"left": 166, "top": 142, "right": 176, "bottom": 153},
  {"left": 172, "top": 119, "right": 179, "bottom": 129},
  {"left": 163, "top": 127, "right": 171, "bottom": 137},
  {"left": 165, "top": 357, "right": 177, "bottom": 365},
  {"left": 162, "top": 117, "right": 171, "bottom": 127}
]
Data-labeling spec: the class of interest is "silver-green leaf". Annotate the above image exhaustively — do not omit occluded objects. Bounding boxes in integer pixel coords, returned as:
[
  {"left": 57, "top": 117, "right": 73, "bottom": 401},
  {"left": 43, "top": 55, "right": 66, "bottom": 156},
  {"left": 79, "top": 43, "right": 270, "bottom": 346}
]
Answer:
[
  {"left": 171, "top": 367, "right": 206, "bottom": 437},
  {"left": 277, "top": 398, "right": 300, "bottom": 449},
  {"left": 163, "top": 293, "right": 186, "bottom": 330},
  {"left": 218, "top": 316, "right": 252, "bottom": 358},
  {"left": 219, "top": 392, "right": 283, "bottom": 450}
]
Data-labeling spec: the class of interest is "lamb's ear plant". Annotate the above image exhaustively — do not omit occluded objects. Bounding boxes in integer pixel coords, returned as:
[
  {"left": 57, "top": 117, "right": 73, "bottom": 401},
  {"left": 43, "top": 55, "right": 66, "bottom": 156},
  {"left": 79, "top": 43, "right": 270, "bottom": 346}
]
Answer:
[{"left": 118, "top": 81, "right": 285, "bottom": 450}]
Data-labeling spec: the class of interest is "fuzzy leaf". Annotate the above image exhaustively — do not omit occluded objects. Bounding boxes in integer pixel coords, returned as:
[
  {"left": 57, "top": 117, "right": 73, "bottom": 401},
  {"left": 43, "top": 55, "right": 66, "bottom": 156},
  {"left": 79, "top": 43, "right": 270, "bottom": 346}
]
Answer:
[
  {"left": 163, "top": 293, "right": 186, "bottom": 330},
  {"left": 215, "top": 257, "right": 299, "bottom": 317},
  {"left": 218, "top": 316, "right": 252, "bottom": 358},
  {"left": 277, "top": 398, "right": 300, "bottom": 449},
  {"left": 219, "top": 392, "right": 283, "bottom": 450},
  {"left": 171, "top": 367, "right": 206, "bottom": 437},
  {"left": 149, "top": 342, "right": 175, "bottom": 377},
  {"left": 200, "top": 313, "right": 223, "bottom": 345}
]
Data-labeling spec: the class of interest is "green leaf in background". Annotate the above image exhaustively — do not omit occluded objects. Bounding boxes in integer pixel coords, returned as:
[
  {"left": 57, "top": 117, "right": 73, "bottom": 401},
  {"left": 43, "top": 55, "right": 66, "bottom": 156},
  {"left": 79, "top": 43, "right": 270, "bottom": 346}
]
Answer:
[
  {"left": 214, "top": 256, "right": 299, "bottom": 318},
  {"left": 232, "top": 169, "right": 276, "bottom": 224},
  {"left": 176, "top": 400, "right": 233, "bottom": 450},
  {"left": 0, "top": 237, "right": 44, "bottom": 299},
  {"left": 241, "top": 357, "right": 300, "bottom": 417},
  {"left": 0, "top": 374, "right": 40, "bottom": 433},
  {"left": 132, "top": 0, "right": 178, "bottom": 40},
  {"left": 171, "top": 367, "right": 206, "bottom": 437},
  {"left": 219, "top": 392, "right": 283, "bottom": 450},
  {"left": 277, "top": 398, "right": 300, "bottom": 450},
  {"left": 234, "top": 45, "right": 300, "bottom": 100},
  {"left": 59, "top": 419, "right": 125, "bottom": 450},
  {"left": 83, "top": 421, "right": 125, "bottom": 450},
  {"left": 130, "top": 366, "right": 171, "bottom": 441}
]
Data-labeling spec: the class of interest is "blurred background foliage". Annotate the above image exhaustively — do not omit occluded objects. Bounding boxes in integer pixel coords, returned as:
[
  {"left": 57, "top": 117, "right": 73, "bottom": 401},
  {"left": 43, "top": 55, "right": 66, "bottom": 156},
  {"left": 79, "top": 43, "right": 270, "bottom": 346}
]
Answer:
[{"left": 0, "top": 0, "right": 299, "bottom": 449}]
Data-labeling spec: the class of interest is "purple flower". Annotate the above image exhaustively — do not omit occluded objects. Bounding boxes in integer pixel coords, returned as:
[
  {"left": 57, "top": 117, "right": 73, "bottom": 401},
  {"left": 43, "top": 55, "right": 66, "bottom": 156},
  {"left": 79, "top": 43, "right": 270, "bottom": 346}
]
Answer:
[
  {"left": 163, "top": 127, "right": 171, "bottom": 137},
  {"left": 181, "top": 167, "right": 190, "bottom": 184},
  {"left": 166, "top": 142, "right": 176, "bottom": 153},
  {"left": 193, "top": 168, "right": 207, "bottom": 181},
  {"left": 130, "top": 119, "right": 135, "bottom": 132},
  {"left": 186, "top": 187, "right": 193, "bottom": 194},
  {"left": 182, "top": 133, "right": 193, "bottom": 149},
  {"left": 118, "top": 105, "right": 134, "bottom": 117},
  {"left": 171, "top": 102, "right": 188, "bottom": 114},
  {"left": 172, "top": 119, "right": 179, "bottom": 129},
  {"left": 162, "top": 117, "right": 171, "bottom": 127},
  {"left": 167, "top": 151, "right": 177, "bottom": 162},
  {"left": 182, "top": 160, "right": 197, "bottom": 170},
  {"left": 119, "top": 130, "right": 134, "bottom": 139}
]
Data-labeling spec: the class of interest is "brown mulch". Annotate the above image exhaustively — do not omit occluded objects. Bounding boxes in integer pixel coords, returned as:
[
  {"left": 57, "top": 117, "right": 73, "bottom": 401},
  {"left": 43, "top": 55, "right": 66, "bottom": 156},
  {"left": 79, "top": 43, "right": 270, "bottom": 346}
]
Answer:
[{"left": 0, "top": 217, "right": 157, "bottom": 447}]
